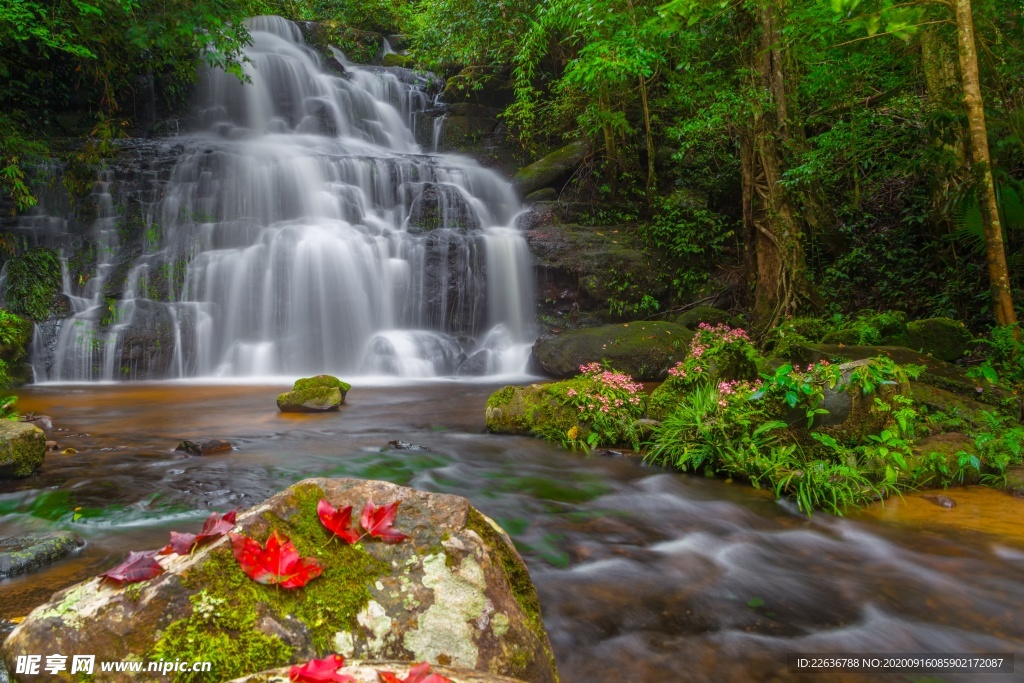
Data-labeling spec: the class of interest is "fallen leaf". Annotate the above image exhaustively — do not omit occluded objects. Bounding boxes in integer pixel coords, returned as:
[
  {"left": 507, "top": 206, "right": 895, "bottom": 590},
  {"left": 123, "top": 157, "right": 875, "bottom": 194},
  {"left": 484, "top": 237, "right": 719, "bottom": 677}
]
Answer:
[
  {"left": 317, "top": 499, "right": 360, "bottom": 543},
  {"left": 289, "top": 654, "right": 355, "bottom": 682},
  {"left": 230, "top": 530, "right": 322, "bottom": 588},
  {"left": 378, "top": 662, "right": 452, "bottom": 683},
  {"left": 100, "top": 550, "right": 163, "bottom": 584},
  {"left": 360, "top": 500, "right": 408, "bottom": 544},
  {"left": 9, "top": 616, "right": 25, "bottom": 624},
  {"left": 160, "top": 509, "right": 238, "bottom": 555}
]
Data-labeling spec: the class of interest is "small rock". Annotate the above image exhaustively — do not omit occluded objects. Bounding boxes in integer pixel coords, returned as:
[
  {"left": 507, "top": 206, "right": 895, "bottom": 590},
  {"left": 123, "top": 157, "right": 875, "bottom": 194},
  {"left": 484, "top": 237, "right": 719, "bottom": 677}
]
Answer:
[
  {"left": 596, "top": 449, "right": 623, "bottom": 458},
  {"left": 387, "top": 440, "right": 427, "bottom": 451},
  {"left": 0, "top": 532, "right": 85, "bottom": 578},
  {"left": 277, "top": 375, "right": 351, "bottom": 413},
  {"left": 922, "top": 494, "right": 957, "bottom": 509},
  {"left": 176, "top": 439, "right": 234, "bottom": 456},
  {"left": 20, "top": 415, "right": 53, "bottom": 431},
  {"left": 44, "top": 441, "right": 58, "bottom": 451},
  {"left": 0, "top": 422, "right": 46, "bottom": 478}
]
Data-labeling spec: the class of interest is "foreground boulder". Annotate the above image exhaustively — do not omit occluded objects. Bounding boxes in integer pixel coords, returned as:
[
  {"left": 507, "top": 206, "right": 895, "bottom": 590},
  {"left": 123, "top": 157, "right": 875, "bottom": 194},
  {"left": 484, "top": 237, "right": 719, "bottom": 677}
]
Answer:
[
  {"left": 231, "top": 660, "right": 525, "bottom": 682},
  {"left": 2, "top": 478, "right": 557, "bottom": 683},
  {"left": 0, "top": 532, "right": 84, "bottom": 578},
  {"left": 277, "top": 375, "right": 351, "bottom": 412},
  {"left": 0, "top": 421, "right": 46, "bottom": 478},
  {"left": 534, "top": 322, "right": 693, "bottom": 381}
]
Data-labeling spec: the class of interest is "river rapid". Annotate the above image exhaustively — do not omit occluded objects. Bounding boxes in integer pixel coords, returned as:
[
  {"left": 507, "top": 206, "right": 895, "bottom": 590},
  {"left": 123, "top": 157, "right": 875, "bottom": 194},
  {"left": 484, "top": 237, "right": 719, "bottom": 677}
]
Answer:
[{"left": 1, "top": 383, "right": 1022, "bottom": 682}]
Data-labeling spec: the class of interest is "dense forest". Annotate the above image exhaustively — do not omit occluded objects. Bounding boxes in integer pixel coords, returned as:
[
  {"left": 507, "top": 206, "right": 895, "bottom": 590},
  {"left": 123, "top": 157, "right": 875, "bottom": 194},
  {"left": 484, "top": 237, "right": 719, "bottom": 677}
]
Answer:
[{"left": 4, "top": 0, "right": 1024, "bottom": 330}]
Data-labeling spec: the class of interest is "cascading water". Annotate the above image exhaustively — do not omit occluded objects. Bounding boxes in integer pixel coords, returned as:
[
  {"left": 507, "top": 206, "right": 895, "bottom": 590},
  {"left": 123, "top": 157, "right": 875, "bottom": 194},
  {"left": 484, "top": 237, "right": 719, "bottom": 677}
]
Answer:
[{"left": 30, "top": 16, "right": 535, "bottom": 381}]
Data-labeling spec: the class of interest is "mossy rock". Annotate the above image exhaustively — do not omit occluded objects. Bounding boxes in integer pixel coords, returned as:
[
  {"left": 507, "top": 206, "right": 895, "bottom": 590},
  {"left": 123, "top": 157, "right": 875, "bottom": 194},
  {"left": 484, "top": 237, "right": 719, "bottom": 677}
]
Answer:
[
  {"left": 382, "top": 53, "right": 414, "bottom": 68},
  {"left": 646, "top": 383, "right": 687, "bottom": 422},
  {"left": 485, "top": 382, "right": 588, "bottom": 439},
  {"left": 0, "top": 531, "right": 84, "bottom": 578},
  {"left": 786, "top": 359, "right": 910, "bottom": 443},
  {"left": 278, "top": 376, "right": 351, "bottom": 413},
  {"left": 674, "top": 306, "right": 741, "bottom": 330},
  {"left": 512, "top": 140, "right": 589, "bottom": 198},
  {"left": 905, "top": 318, "right": 972, "bottom": 362},
  {"left": 2, "top": 479, "right": 558, "bottom": 683},
  {"left": 820, "top": 327, "right": 863, "bottom": 345},
  {"left": 534, "top": 322, "right": 693, "bottom": 381},
  {"left": 784, "top": 343, "right": 1010, "bottom": 405},
  {"left": 0, "top": 421, "right": 46, "bottom": 478},
  {"left": 906, "top": 433, "right": 981, "bottom": 486}
]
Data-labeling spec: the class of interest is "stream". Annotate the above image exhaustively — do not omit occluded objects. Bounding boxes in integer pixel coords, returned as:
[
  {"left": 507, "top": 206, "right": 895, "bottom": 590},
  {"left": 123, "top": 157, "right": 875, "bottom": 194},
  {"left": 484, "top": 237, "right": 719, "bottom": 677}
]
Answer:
[{"left": 2, "top": 383, "right": 1022, "bottom": 682}]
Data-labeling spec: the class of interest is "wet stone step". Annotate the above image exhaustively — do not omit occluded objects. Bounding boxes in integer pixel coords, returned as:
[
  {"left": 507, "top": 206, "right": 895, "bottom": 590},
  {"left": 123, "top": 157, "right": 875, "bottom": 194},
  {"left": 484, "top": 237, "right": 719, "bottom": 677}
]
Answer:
[{"left": 0, "top": 532, "right": 85, "bottom": 579}]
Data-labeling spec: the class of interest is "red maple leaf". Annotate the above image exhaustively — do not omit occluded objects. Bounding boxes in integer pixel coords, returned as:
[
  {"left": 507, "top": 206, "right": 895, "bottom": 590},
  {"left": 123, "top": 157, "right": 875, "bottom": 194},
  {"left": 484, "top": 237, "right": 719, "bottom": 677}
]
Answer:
[
  {"left": 230, "top": 530, "right": 323, "bottom": 588},
  {"left": 378, "top": 662, "right": 452, "bottom": 683},
  {"left": 359, "top": 500, "right": 408, "bottom": 544},
  {"left": 317, "top": 499, "right": 360, "bottom": 544},
  {"left": 289, "top": 654, "right": 355, "bottom": 682},
  {"left": 99, "top": 550, "right": 164, "bottom": 584},
  {"left": 160, "top": 510, "right": 238, "bottom": 556}
]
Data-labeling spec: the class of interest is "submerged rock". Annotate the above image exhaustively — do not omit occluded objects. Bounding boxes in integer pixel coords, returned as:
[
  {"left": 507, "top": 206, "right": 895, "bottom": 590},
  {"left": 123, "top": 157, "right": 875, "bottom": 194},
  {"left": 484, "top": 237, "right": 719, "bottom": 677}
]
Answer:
[
  {"left": 277, "top": 375, "right": 351, "bottom": 413},
  {"left": 231, "top": 660, "right": 526, "bottom": 682},
  {"left": 0, "top": 532, "right": 85, "bottom": 578},
  {"left": 0, "top": 421, "right": 46, "bottom": 478},
  {"left": 2, "top": 478, "right": 558, "bottom": 683},
  {"left": 533, "top": 321, "right": 693, "bottom": 381},
  {"left": 922, "top": 494, "right": 957, "bottom": 509},
  {"left": 176, "top": 439, "right": 234, "bottom": 456}
]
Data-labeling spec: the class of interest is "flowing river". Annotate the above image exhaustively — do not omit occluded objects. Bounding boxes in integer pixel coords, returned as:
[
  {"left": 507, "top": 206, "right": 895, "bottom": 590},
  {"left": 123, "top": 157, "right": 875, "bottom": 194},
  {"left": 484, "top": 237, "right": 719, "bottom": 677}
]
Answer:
[{"left": 1, "top": 383, "right": 1022, "bottom": 682}]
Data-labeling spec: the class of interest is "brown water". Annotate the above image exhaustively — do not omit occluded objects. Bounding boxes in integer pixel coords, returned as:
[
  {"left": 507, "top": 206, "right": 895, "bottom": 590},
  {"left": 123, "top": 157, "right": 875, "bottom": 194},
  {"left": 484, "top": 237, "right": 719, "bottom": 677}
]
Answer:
[{"left": 1, "top": 383, "right": 1023, "bottom": 682}]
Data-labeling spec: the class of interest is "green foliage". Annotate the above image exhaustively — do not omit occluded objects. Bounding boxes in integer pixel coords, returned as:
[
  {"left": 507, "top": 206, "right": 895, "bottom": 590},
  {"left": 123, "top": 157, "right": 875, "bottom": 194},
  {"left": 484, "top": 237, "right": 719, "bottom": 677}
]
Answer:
[
  {"left": 4, "top": 248, "right": 61, "bottom": 321},
  {"left": 534, "top": 362, "right": 646, "bottom": 450}
]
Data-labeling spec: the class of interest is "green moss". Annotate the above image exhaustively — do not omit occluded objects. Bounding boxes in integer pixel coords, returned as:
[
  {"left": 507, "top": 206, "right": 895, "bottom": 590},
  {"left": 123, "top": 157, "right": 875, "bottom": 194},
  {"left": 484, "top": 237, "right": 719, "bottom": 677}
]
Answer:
[
  {"left": 675, "top": 306, "right": 741, "bottom": 330},
  {"left": 534, "top": 322, "right": 694, "bottom": 381},
  {"left": 4, "top": 248, "right": 61, "bottom": 322},
  {"left": 906, "top": 317, "right": 972, "bottom": 362},
  {"left": 293, "top": 375, "right": 351, "bottom": 393},
  {"left": 0, "top": 421, "right": 45, "bottom": 478},
  {"left": 465, "top": 509, "right": 557, "bottom": 682},
  {"left": 149, "top": 483, "right": 389, "bottom": 680},
  {"left": 382, "top": 53, "right": 414, "bottom": 68},
  {"left": 484, "top": 380, "right": 592, "bottom": 439}
]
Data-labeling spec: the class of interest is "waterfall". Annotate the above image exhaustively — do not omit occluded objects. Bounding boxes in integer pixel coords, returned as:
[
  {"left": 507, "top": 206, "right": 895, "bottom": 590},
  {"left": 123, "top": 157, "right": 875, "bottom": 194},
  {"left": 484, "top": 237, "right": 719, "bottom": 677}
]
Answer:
[{"left": 29, "top": 16, "right": 535, "bottom": 381}]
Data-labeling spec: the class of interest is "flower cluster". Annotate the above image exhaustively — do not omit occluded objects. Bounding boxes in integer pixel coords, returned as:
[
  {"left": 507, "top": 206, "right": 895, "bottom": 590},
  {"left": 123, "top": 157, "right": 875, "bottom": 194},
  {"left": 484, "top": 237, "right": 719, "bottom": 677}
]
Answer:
[
  {"left": 666, "top": 323, "right": 756, "bottom": 389},
  {"left": 554, "top": 362, "right": 648, "bottom": 449}
]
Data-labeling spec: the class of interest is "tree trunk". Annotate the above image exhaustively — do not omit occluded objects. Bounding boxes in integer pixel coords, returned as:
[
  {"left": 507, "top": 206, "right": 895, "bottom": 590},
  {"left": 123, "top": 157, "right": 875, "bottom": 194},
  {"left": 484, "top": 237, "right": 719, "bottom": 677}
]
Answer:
[
  {"left": 639, "top": 74, "right": 656, "bottom": 202},
  {"left": 749, "top": 0, "right": 818, "bottom": 330},
  {"left": 955, "top": 0, "right": 1018, "bottom": 328}
]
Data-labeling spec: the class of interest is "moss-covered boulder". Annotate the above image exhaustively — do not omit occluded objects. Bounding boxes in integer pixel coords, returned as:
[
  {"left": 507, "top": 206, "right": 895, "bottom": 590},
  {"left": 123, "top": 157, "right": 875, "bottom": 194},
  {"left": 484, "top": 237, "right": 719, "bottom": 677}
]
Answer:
[
  {"left": 231, "top": 660, "right": 526, "bottom": 682},
  {"left": 0, "top": 531, "right": 84, "bottom": 578},
  {"left": 512, "top": 140, "right": 589, "bottom": 198},
  {"left": 905, "top": 317, "right": 972, "bottom": 362},
  {"left": 485, "top": 382, "right": 585, "bottom": 438},
  {"left": 381, "top": 52, "right": 414, "bottom": 68},
  {"left": 0, "top": 421, "right": 46, "bottom": 478},
  {"left": 674, "top": 306, "right": 741, "bottom": 330},
  {"left": 790, "top": 359, "right": 910, "bottom": 442},
  {"left": 907, "top": 433, "right": 981, "bottom": 486},
  {"left": 278, "top": 375, "right": 351, "bottom": 413},
  {"left": 2, "top": 478, "right": 558, "bottom": 683},
  {"left": 534, "top": 322, "right": 693, "bottom": 381}
]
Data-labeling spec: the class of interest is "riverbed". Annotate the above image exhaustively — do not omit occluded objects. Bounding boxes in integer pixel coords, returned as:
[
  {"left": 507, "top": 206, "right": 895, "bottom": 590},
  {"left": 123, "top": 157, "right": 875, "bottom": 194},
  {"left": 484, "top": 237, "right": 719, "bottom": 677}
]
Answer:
[{"left": 2, "top": 383, "right": 1022, "bottom": 682}]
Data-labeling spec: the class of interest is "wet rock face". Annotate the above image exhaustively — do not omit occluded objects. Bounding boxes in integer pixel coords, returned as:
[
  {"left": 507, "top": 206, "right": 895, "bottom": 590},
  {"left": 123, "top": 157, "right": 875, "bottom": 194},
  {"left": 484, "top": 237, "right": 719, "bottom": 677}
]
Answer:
[
  {"left": 175, "top": 439, "right": 234, "bottom": 456},
  {"left": 0, "top": 532, "right": 84, "bottom": 578},
  {"left": 2, "top": 478, "right": 558, "bottom": 683},
  {"left": 0, "top": 421, "right": 46, "bottom": 479}
]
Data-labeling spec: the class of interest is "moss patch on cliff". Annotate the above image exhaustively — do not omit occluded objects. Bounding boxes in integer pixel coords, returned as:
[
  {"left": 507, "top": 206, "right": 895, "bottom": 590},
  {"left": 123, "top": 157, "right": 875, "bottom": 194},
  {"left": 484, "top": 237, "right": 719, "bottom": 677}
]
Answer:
[{"left": 4, "top": 248, "right": 61, "bottom": 322}]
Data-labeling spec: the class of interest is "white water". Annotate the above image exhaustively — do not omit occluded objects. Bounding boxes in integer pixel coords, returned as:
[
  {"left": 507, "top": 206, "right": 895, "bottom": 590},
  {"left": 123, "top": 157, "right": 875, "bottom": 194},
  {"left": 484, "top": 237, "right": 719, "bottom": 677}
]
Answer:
[{"left": 32, "top": 16, "right": 534, "bottom": 381}]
